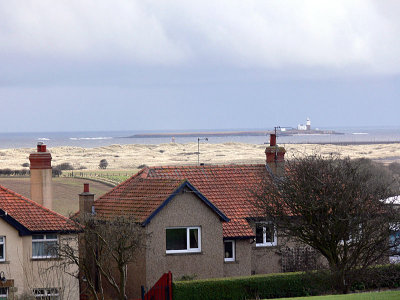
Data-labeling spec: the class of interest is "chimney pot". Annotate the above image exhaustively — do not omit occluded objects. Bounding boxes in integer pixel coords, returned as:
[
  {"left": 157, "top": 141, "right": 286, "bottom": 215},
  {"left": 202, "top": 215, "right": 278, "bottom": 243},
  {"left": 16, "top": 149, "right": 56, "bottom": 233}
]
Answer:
[
  {"left": 270, "top": 134, "right": 276, "bottom": 146},
  {"left": 265, "top": 134, "right": 286, "bottom": 176},
  {"left": 79, "top": 183, "right": 95, "bottom": 217},
  {"left": 37, "top": 143, "right": 46, "bottom": 152}
]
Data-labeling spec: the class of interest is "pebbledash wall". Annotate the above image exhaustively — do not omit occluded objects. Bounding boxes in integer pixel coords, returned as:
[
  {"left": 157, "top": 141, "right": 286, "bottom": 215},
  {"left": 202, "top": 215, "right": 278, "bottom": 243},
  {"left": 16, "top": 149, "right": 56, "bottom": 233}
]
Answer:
[
  {"left": 145, "top": 188, "right": 224, "bottom": 287},
  {"left": 141, "top": 189, "right": 284, "bottom": 289},
  {"left": 0, "top": 218, "right": 79, "bottom": 299}
]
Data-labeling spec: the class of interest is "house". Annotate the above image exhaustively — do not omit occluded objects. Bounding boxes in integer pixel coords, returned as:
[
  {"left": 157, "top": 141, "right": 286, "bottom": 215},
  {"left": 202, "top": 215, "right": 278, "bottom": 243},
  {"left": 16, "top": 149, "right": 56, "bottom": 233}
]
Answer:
[
  {"left": 81, "top": 134, "right": 293, "bottom": 299},
  {"left": 0, "top": 144, "right": 80, "bottom": 299}
]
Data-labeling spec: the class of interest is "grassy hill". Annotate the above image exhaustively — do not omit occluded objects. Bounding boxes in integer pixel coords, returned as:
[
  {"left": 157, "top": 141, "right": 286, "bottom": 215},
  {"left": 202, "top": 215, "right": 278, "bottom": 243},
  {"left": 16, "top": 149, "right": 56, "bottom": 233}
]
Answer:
[{"left": 0, "top": 177, "right": 112, "bottom": 217}]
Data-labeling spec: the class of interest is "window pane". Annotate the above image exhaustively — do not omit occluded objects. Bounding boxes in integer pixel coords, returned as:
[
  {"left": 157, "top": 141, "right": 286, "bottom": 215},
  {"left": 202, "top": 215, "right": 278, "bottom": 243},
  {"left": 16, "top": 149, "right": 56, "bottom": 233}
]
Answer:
[
  {"left": 390, "top": 231, "right": 400, "bottom": 255},
  {"left": 33, "top": 242, "right": 45, "bottom": 257},
  {"left": 33, "top": 235, "right": 44, "bottom": 240},
  {"left": 0, "top": 244, "right": 4, "bottom": 260},
  {"left": 256, "top": 224, "right": 264, "bottom": 244},
  {"left": 265, "top": 224, "right": 274, "bottom": 243},
  {"left": 166, "top": 228, "right": 187, "bottom": 250},
  {"left": 224, "top": 241, "right": 233, "bottom": 258},
  {"left": 45, "top": 241, "right": 58, "bottom": 257},
  {"left": 189, "top": 229, "right": 199, "bottom": 249},
  {"left": 46, "top": 234, "right": 57, "bottom": 240}
]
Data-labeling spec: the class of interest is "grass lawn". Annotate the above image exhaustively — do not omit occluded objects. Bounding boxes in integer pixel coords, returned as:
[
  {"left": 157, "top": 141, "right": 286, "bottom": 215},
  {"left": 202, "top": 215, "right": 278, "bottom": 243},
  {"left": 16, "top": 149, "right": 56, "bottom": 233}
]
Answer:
[{"left": 272, "top": 290, "right": 400, "bottom": 300}]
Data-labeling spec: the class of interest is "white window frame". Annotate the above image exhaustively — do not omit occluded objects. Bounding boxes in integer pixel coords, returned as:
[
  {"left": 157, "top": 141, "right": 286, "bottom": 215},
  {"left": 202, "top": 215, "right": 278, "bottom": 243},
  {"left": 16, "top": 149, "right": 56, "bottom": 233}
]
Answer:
[
  {"left": 166, "top": 226, "right": 201, "bottom": 254},
  {"left": 0, "top": 237, "right": 5, "bottom": 262},
  {"left": 32, "top": 234, "right": 58, "bottom": 259},
  {"left": 33, "top": 288, "right": 59, "bottom": 299},
  {"left": 255, "top": 222, "right": 277, "bottom": 247},
  {"left": 224, "top": 240, "right": 235, "bottom": 262}
]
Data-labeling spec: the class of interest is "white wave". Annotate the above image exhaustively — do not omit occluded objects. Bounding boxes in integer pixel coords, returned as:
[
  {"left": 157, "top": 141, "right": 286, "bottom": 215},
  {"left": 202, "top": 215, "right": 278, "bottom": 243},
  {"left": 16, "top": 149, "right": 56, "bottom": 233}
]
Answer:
[
  {"left": 69, "top": 137, "right": 113, "bottom": 140},
  {"left": 37, "top": 137, "right": 50, "bottom": 141},
  {"left": 352, "top": 132, "right": 368, "bottom": 135}
]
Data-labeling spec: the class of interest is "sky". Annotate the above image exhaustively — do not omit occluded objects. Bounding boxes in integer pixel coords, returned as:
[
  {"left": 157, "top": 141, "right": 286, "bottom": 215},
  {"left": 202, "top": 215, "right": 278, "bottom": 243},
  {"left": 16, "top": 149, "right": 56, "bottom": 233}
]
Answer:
[{"left": 0, "top": 0, "right": 400, "bottom": 132}]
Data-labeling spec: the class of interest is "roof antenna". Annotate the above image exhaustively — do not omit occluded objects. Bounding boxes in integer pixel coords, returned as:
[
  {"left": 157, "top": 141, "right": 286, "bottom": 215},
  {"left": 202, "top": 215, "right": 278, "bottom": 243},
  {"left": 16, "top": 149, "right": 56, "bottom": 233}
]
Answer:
[
  {"left": 274, "top": 126, "right": 281, "bottom": 161},
  {"left": 197, "top": 137, "right": 208, "bottom": 165}
]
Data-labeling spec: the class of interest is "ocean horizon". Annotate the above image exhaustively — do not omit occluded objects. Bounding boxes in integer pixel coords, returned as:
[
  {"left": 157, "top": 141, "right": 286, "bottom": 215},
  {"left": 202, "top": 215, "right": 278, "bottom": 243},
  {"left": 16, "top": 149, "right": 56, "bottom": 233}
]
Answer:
[{"left": 0, "top": 126, "right": 399, "bottom": 149}]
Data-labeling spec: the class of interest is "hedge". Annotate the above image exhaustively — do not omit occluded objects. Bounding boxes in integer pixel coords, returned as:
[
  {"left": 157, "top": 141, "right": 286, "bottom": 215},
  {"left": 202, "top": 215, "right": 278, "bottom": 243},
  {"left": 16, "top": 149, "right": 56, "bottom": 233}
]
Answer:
[{"left": 173, "top": 265, "right": 400, "bottom": 300}]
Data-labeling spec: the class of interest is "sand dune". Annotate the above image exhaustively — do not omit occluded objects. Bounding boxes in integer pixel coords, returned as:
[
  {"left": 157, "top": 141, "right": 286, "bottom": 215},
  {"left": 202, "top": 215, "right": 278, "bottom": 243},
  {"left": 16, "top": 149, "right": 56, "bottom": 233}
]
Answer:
[{"left": 0, "top": 142, "right": 399, "bottom": 170}]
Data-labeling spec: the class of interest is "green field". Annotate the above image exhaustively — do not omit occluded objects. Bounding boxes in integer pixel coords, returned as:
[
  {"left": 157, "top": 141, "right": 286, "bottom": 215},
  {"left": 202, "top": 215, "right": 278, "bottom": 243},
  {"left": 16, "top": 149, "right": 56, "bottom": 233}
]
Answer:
[
  {"left": 63, "top": 169, "right": 139, "bottom": 185},
  {"left": 273, "top": 290, "right": 400, "bottom": 300}
]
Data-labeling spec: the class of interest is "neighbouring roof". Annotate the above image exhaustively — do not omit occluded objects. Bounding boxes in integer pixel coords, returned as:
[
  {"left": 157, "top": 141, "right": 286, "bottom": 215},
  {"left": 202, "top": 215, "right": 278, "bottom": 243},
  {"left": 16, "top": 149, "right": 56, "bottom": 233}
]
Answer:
[
  {"left": 95, "top": 164, "right": 267, "bottom": 238},
  {"left": 94, "top": 177, "right": 229, "bottom": 225},
  {"left": 0, "top": 185, "right": 80, "bottom": 236}
]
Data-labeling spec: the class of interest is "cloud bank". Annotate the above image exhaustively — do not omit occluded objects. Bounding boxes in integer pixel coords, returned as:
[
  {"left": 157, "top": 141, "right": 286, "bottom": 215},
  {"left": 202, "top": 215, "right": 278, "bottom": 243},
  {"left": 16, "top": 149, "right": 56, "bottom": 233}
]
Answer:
[{"left": 0, "top": 0, "right": 399, "bottom": 77}]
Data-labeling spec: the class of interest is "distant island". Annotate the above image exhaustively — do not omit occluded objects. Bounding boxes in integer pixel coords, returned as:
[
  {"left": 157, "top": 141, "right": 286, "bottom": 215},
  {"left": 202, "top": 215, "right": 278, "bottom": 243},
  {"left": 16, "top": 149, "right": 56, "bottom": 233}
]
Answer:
[{"left": 126, "top": 118, "right": 343, "bottom": 139}]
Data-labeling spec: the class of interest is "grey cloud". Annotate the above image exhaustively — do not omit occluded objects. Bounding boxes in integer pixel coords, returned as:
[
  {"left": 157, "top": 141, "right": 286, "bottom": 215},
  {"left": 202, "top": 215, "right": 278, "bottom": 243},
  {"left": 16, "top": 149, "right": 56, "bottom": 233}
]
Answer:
[{"left": 0, "top": 0, "right": 399, "bottom": 77}]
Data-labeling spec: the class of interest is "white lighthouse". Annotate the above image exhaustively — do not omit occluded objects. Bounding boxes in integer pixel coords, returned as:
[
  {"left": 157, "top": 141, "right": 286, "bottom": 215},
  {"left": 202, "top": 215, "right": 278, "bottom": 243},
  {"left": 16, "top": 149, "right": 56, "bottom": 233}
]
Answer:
[{"left": 306, "top": 117, "right": 311, "bottom": 131}]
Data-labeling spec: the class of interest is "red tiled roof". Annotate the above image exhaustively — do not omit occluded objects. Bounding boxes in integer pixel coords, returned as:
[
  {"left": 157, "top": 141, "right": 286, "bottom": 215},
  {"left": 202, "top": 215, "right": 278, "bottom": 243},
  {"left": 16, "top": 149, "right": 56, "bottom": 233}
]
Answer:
[
  {"left": 94, "top": 177, "right": 229, "bottom": 224},
  {"left": 95, "top": 177, "right": 186, "bottom": 222},
  {"left": 95, "top": 164, "right": 266, "bottom": 238},
  {"left": 144, "top": 165, "right": 266, "bottom": 238},
  {"left": 0, "top": 185, "right": 80, "bottom": 234}
]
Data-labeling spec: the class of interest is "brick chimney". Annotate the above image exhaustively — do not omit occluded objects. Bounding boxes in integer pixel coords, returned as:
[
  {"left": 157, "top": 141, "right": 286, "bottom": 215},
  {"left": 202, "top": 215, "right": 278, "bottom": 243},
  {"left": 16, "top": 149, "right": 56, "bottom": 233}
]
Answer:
[
  {"left": 79, "top": 183, "right": 95, "bottom": 218},
  {"left": 29, "top": 143, "right": 53, "bottom": 209},
  {"left": 265, "top": 134, "right": 286, "bottom": 176}
]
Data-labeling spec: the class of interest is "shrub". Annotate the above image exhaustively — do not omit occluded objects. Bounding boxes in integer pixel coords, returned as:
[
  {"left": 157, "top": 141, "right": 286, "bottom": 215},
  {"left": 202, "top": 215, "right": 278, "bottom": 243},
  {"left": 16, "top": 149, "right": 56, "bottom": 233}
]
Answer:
[
  {"left": 21, "top": 162, "right": 30, "bottom": 168},
  {"left": 99, "top": 159, "right": 108, "bottom": 169},
  {"left": 2, "top": 169, "right": 12, "bottom": 176},
  {"left": 173, "top": 265, "right": 400, "bottom": 300},
  {"left": 389, "top": 162, "right": 400, "bottom": 176},
  {"left": 52, "top": 168, "right": 62, "bottom": 177},
  {"left": 55, "top": 163, "right": 74, "bottom": 170}
]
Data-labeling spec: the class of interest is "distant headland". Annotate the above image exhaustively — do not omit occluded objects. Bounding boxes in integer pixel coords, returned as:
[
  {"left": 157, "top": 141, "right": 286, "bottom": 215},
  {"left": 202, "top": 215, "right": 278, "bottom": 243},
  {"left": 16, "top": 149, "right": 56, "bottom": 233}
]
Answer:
[{"left": 126, "top": 118, "right": 343, "bottom": 139}]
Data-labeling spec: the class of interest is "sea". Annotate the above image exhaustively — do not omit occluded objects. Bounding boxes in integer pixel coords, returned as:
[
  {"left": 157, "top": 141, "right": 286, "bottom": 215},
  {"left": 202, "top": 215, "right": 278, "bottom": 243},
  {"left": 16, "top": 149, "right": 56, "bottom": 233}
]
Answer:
[{"left": 0, "top": 127, "right": 399, "bottom": 149}]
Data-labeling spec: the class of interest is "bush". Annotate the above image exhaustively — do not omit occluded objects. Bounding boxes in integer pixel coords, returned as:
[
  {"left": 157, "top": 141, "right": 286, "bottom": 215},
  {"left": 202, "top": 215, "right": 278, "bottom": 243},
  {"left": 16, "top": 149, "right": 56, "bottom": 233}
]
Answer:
[
  {"left": 99, "top": 159, "right": 108, "bottom": 169},
  {"left": 55, "top": 163, "right": 74, "bottom": 170},
  {"left": 173, "top": 265, "right": 400, "bottom": 300},
  {"left": 21, "top": 162, "right": 30, "bottom": 168},
  {"left": 52, "top": 168, "right": 62, "bottom": 177},
  {"left": 389, "top": 162, "right": 400, "bottom": 176},
  {"left": 173, "top": 272, "right": 329, "bottom": 300}
]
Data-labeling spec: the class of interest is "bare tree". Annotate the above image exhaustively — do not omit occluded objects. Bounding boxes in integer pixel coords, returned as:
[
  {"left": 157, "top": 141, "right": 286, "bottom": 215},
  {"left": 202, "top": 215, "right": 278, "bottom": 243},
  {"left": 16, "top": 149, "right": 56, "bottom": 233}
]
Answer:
[
  {"left": 58, "top": 214, "right": 146, "bottom": 300},
  {"left": 252, "top": 155, "right": 400, "bottom": 293}
]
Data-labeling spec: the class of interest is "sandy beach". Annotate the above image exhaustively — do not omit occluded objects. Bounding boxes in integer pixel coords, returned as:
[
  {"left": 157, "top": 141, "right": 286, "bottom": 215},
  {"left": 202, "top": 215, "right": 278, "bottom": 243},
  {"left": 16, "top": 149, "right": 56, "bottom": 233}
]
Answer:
[{"left": 0, "top": 142, "right": 399, "bottom": 170}]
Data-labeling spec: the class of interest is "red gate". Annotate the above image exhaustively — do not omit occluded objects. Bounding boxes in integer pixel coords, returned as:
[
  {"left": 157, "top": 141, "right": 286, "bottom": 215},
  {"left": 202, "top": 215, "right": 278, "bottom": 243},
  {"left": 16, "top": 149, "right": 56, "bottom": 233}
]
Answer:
[{"left": 139, "top": 272, "right": 172, "bottom": 300}]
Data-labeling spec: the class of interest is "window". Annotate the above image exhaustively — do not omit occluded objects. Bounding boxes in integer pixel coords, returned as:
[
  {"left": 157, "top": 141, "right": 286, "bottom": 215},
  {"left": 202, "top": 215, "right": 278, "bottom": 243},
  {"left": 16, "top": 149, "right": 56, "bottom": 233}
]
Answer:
[
  {"left": 0, "top": 237, "right": 5, "bottom": 262},
  {"left": 32, "top": 234, "right": 58, "bottom": 259},
  {"left": 390, "top": 223, "right": 400, "bottom": 263},
  {"left": 0, "top": 287, "right": 8, "bottom": 300},
  {"left": 224, "top": 240, "right": 235, "bottom": 262},
  {"left": 256, "top": 223, "right": 277, "bottom": 247},
  {"left": 33, "top": 288, "right": 59, "bottom": 300},
  {"left": 166, "top": 227, "right": 201, "bottom": 254}
]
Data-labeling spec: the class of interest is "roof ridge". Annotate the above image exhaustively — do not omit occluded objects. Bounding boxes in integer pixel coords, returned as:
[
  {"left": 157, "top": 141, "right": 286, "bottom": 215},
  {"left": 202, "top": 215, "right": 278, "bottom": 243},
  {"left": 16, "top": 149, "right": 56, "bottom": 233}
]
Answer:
[
  {"left": 95, "top": 168, "right": 148, "bottom": 202},
  {"left": 93, "top": 171, "right": 184, "bottom": 205},
  {"left": 0, "top": 184, "right": 78, "bottom": 226},
  {"left": 148, "top": 164, "right": 265, "bottom": 169}
]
